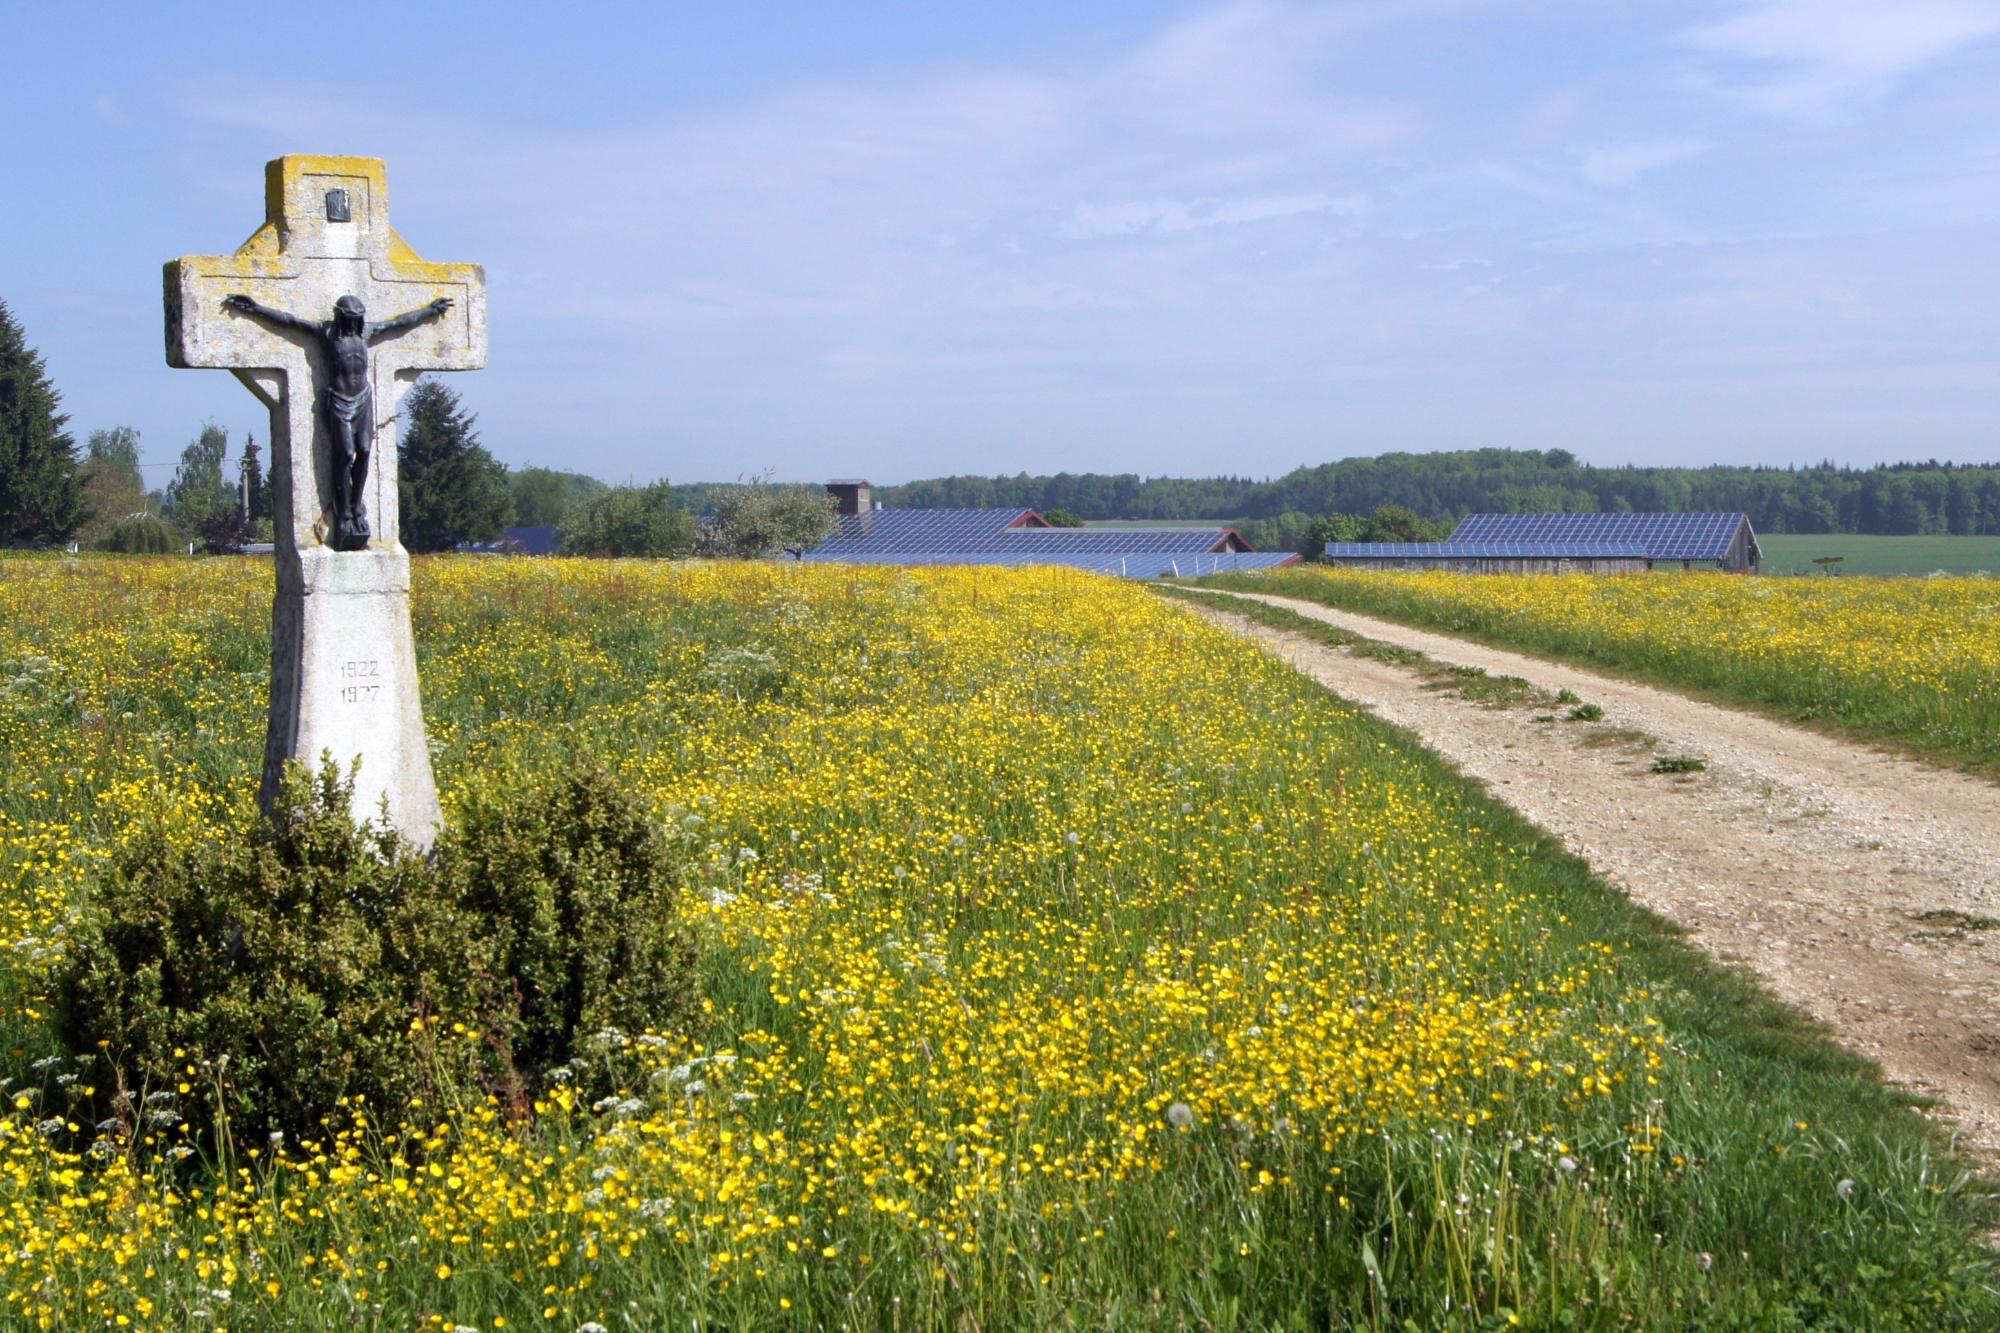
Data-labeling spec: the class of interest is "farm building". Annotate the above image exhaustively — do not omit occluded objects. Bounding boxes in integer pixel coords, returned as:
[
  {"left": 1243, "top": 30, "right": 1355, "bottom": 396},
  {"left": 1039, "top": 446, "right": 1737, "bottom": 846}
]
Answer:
[
  {"left": 803, "top": 481, "right": 1300, "bottom": 579},
  {"left": 1321, "top": 513, "right": 1761, "bottom": 574},
  {"left": 1318, "top": 542, "right": 1654, "bottom": 574},
  {"left": 459, "top": 525, "right": 563, "bottom": 556}
]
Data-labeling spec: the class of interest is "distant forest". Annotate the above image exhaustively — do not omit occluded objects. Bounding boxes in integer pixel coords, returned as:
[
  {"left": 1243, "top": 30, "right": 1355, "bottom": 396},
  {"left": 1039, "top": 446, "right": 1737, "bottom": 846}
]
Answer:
[{"left": 877, "top": 450, "right": 2000, "bottom": 544}]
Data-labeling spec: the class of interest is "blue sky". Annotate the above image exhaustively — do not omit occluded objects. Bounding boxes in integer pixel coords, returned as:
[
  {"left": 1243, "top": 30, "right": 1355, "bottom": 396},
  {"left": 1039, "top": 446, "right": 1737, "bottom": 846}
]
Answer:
[{"left": 5, "top": 1, "right": 1999, "bottom": 485}]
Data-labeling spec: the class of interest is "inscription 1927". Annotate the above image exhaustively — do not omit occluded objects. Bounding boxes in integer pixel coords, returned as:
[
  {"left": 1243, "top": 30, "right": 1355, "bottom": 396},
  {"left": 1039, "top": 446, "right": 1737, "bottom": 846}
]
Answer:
[{"left": 340, "top": 659, "right": 383, "bottom": 705}]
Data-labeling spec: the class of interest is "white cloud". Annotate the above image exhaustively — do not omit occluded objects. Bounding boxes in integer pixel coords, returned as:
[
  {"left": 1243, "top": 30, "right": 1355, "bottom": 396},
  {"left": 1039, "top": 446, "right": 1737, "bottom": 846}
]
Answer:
[
  {"left": 1580, "top": 138, "right": 1711, "bottom": 187},
  {"left": 1683, "top": 0, "right": 2000, "bottom": 116},
  {"left": 1063, "top": 192, "right": 1363, "bottom": 239}
]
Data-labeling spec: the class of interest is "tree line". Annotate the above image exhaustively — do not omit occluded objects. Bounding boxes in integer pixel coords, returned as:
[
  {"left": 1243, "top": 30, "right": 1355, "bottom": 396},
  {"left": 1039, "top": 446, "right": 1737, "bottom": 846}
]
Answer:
[
  {"left": 0, "top": 299, "right": 831, "bottom": 558},
  {"left": 883, "top": 447, "right": 2000, "bottom": 546}
]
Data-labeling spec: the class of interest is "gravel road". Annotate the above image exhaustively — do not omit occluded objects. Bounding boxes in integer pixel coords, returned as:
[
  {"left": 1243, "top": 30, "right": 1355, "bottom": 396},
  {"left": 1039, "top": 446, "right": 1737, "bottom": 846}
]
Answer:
[{"left": 1189, "top": 588, "right": 2000, "bottom": 1160}]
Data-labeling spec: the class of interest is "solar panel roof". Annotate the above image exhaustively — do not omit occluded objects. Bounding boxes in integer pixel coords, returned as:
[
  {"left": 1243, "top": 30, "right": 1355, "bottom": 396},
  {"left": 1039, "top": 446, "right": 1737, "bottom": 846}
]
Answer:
[
  {"left": 812, "top": 509, "right": 1036, "bottom": 555},
  {"left": 1448, "top": 513, "right": 1754, "bottom": 562},
  {"left": 1003, "top": 528, "right": 1235, "bottom": 553},
  {"left": 1320, "top": 542, "right": 1647, "bottom": 558},
  {"left": 809, "top": 508, "right": 1245, "bottom": 558},
  {"left": 800, "top": 550, "right": 1298, "bottom": 578}
]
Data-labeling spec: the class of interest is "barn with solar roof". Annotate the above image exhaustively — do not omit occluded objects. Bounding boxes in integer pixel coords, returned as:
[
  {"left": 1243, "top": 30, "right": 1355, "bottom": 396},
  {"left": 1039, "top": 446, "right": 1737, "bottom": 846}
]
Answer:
[
  {"left": 802, "top": 480, "right": 1302, "bottom": 578},
  {"left": 1320, "top": 512, "right": 1760, "bottom": 574}
]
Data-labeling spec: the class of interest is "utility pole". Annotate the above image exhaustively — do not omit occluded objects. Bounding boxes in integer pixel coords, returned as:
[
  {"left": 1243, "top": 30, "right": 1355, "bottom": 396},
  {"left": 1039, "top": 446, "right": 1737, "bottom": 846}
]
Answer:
[{"left": 240, "top": 434, "right": 257, "bottom": 523}]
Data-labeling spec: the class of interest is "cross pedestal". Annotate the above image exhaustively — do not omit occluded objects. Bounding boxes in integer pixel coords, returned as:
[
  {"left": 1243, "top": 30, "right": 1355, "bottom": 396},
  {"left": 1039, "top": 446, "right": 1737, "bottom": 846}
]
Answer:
[{"left": 165, "top": 155, "right": 488, "bottom": 846}]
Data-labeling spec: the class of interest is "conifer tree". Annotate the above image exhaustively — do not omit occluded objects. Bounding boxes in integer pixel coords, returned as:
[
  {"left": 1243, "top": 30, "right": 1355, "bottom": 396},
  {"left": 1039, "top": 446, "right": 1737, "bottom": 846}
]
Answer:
[
  {"left": 0, "top": 298, "right": 86, "bottom": 545},
  {"left": 398, "top": 380, "right": 513, "bottom": 552}
]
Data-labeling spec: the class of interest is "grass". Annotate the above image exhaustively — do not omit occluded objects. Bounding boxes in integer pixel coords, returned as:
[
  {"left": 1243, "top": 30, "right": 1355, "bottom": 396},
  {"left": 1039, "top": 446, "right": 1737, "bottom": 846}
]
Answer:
[
  {"left": 1183, "top": 565, "right": 2000, "bottom": 777},
  {"left": 1652, "top": 755, "right": 1710, "bottom": 773},
  {"left": 0, "top": 556, "right": 1992, "bottom": 1328},
  {"left": 1758, "top": 534, "right": 2000, "bottom": 577},
  {"left": 1580, "top": 726, "right": 1660, "bottom": 751},
  {"left": 1913, "top": 909, "right": 2000, "bottom": 933}
]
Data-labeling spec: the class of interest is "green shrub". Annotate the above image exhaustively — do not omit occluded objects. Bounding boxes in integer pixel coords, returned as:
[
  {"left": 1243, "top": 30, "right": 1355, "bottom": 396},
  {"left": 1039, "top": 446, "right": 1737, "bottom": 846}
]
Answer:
[
  {"left": 53, "top": 758, "right": 700, "bottom": 1145},
  {"left": 435, "top": 760, "right": 701, "bottom": 1100},
  {"left": 1651, "top": 754, "right": 1708, "bottom": 773},
  {"left": 1565, "top": 702, "right": 1605, "bottom": 722}
]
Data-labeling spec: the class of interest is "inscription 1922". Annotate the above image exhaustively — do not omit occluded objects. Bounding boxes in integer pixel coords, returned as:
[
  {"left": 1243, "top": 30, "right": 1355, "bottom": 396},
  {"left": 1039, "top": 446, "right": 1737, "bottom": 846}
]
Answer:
[{"left": 339, "top": 658, "right": 383, "bottom": 705}]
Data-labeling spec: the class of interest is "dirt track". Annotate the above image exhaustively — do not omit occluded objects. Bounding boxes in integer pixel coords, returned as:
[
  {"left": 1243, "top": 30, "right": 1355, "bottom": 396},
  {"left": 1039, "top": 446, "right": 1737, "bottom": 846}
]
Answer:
[{"left": 1187, "top": 589, "right": 2000, "bottom": 1160}]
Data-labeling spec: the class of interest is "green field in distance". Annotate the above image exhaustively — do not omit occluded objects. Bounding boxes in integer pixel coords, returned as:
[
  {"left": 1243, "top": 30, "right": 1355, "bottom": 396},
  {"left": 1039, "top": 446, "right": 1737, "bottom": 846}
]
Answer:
[{"left": 1757, "top": 533, "right": 2000, "bottom": 576}]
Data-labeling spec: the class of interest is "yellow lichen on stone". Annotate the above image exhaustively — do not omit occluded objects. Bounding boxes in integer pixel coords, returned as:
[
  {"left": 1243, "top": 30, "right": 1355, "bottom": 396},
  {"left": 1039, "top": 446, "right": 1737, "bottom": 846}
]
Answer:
[
  {"left": 234, "top": 222, "right": 283, "bottom": 259},
  {"left": 265, "top": 154, "right": 391, "bottom": 226}
]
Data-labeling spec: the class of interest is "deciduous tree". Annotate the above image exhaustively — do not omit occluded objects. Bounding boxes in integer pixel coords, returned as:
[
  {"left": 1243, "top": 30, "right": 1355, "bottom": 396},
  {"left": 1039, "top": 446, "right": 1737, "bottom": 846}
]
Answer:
[
  {"left": 163, "top": 423, "right": 232, "bottom": 532},
  {"left": 700, "top": 475, "right": 836, "bottom": 559},
  {"left": 78, "top": 426, "right": 148, "bottom": 545},
  {"left": 560, "top": 482, "right": 698, "bottom": 557},
  {"left": 511, "top": 466, "right": 605, "bottom": 528}
]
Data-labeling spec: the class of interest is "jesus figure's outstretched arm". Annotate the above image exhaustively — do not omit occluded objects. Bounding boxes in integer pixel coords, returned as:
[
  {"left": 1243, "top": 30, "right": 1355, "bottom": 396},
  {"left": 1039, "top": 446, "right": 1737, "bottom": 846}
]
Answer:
[
  {"left": 221, "top": 293, "right": 319, "bottom": 332},
  {"left": 369, "top": 297, "right": 453, "bottom": 340}
]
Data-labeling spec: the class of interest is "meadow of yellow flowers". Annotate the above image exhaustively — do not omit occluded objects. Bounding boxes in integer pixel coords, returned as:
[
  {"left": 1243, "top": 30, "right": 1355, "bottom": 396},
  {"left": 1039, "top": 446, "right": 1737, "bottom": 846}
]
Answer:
[
  {"left": 0, "top": 556, "right": 1990, "bottom": 1328},
  {"left": 1201, "top": 566, "right": 2000, "bottom": 772}
]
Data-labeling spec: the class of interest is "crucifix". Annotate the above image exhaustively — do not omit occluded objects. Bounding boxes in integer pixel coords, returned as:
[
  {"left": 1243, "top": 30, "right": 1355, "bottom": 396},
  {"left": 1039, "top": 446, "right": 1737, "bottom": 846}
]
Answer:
[{"left": 164, "top": 155, "right": 488, "bottom": 845}]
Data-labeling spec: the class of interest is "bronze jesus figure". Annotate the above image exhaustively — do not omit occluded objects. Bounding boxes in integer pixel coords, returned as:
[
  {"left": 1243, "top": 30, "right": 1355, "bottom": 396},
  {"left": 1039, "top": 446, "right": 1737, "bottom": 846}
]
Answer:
[{"left": 221, "top": 292, "right": 452, "bottom": 550}]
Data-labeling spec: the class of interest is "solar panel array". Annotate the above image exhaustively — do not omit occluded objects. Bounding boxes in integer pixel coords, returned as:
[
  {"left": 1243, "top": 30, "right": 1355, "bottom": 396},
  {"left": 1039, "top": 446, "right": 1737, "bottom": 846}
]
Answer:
[
  {"left": 813, "top": 509, "right": 1040, "bottom": 555},
  {"left": 801, "top": 550, "right": 1299, "bottom": 579},
  {"left": 1448, "top": 513, "right": 1750, "bottom": 562},
  {"left": 806, "top": 507, "right": 1260, "bottom": 576},
  {"left": 1001, "top": 528, "right": 1236, "bottom": 553},
  {"left": 1321, "top": 541, "right": 1647, "bottom": 559}
]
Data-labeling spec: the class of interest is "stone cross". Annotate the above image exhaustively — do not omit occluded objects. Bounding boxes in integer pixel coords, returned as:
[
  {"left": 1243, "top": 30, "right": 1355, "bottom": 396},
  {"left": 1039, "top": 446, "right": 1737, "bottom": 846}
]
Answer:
[{"left": 165, "top": 155, "right": 487, "bottom": 846}]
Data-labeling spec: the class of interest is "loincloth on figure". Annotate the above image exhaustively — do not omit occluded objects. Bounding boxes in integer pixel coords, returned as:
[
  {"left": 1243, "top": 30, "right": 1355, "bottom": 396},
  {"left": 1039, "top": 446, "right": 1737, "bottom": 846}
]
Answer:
[{"left": 321, "top": 385, "right": 375, "bottom": 451}]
